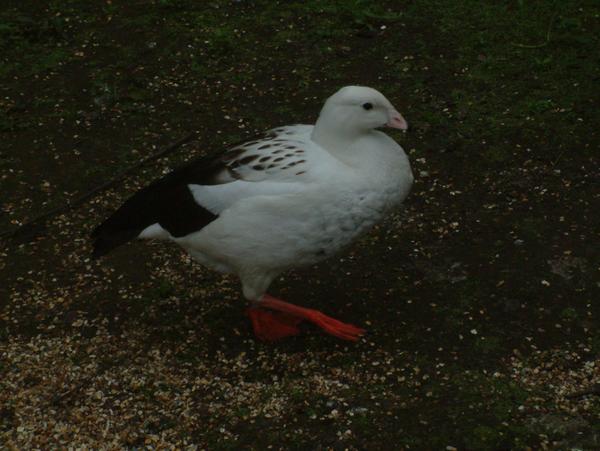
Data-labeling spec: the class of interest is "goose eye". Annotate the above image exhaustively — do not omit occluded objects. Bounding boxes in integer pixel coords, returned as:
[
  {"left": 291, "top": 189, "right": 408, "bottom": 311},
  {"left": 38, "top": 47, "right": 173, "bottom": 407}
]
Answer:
[{"left": 362, "top": 102, "right": 373, "bottom": 111}]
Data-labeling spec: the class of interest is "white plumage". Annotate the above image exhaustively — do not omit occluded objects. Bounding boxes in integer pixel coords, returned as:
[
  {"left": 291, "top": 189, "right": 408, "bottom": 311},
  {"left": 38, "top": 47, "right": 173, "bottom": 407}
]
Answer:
[{"left": 93, "top": 86, "right": 413, "bottom": 341}]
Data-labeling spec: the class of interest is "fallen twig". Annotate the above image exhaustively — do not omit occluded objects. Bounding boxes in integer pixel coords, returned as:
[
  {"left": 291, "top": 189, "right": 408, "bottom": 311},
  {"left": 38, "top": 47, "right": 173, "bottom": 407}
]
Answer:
[
  {"left": 1, "top": 132, "right": 198, "bottom": 240},
  {"left": 565, "top": 384, "right": 600, "bottom": 400},
  {"left": 511, "top": 11, "right": 558, "bottom": 49}
]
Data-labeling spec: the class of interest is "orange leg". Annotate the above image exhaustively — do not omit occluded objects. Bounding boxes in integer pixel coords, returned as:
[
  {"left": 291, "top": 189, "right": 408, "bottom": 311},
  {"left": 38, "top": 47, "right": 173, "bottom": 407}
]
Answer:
[{"left": 246, "top": 294, "right": 365, "bottom": 342}]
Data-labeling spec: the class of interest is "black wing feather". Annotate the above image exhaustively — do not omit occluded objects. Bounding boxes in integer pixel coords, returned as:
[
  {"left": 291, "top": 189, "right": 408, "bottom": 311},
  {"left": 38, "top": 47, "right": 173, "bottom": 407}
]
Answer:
[
  {"left": 91, "top": 130, "right": 281, "bottom": 258},
  {"left": 91, "top": 153, "right": 224, "bottom": 258}
]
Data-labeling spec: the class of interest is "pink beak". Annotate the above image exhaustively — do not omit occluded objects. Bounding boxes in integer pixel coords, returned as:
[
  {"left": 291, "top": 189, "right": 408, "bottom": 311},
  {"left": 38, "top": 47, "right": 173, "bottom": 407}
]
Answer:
[{"left": 386, "top": 110, "right": 408, "bottom": 130}]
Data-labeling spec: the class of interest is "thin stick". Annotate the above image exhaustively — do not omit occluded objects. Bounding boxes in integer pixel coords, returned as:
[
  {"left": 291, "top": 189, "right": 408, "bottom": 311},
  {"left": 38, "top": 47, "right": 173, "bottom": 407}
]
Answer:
[
  {"left": 1, "top": 132, "right": 197, "bottom": 239},
  {"left": 511, "top": 11, "right": 558, "bottom": 49},
  {"left": 565, "top": 384, "right": 600, "bottom": 400}
]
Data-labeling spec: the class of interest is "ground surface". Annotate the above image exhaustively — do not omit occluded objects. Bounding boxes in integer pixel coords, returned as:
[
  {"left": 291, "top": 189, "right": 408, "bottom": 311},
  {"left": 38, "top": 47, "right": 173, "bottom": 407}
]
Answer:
[{"left": 1, "top": 0, "right": 599, "bottom": 449}]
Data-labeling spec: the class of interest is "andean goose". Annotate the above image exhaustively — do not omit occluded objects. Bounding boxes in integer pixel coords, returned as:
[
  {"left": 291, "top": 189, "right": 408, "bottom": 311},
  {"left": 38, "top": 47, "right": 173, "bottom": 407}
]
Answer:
[{"left": 92, "top": 86, "right": 413, "bottom": 341}]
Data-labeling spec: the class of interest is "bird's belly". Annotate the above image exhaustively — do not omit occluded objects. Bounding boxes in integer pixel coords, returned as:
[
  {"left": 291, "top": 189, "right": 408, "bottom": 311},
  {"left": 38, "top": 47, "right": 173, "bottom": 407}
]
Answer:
[
  {"left": 178, "top": 182, "right": 408, "bottom": 274},
  {"left": 290, "top": 188, "right": 399, "bottom": 265},
  {"left": 297, "top": 216, "right": 375, "bottom": 263}
]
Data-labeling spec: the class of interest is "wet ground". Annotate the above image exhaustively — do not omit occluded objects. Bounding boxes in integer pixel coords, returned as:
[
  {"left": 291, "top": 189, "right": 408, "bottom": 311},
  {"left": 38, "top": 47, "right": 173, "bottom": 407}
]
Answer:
[{"left": 1, "top": 0, "right": 599, "bottom": 448}]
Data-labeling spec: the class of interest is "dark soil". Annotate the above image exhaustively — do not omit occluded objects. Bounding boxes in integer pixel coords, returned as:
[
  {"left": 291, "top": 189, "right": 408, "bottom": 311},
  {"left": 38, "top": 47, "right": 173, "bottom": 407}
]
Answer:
[{"left": 1, "top": 1, "right": 599, "bottom": 448}]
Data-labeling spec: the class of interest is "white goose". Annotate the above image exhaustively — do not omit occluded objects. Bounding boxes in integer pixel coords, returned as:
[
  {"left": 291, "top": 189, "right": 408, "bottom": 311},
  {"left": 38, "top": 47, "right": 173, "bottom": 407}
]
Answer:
[{"left": 92, "top": 86, "right": 413, "bottom": 341}]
